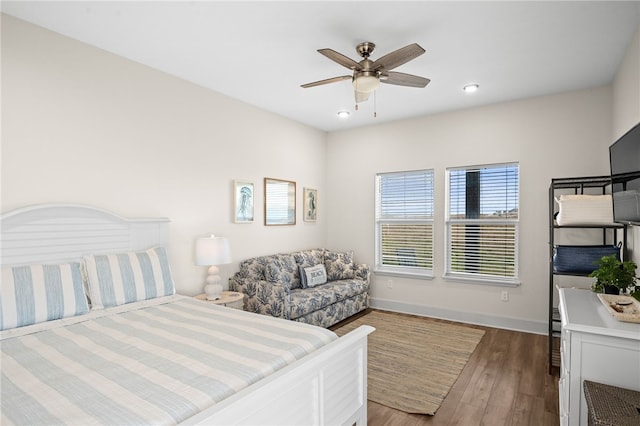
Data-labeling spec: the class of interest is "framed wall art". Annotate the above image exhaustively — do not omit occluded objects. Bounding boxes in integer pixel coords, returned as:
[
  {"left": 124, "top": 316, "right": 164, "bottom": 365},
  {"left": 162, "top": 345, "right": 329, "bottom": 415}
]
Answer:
[
  {"left": 303, "top": 188, "right": 317, "bottom": 222},
  {"left": 264, "top": 178, "right": 296, "bottom": 226},
  {"left": 233, "top": 180, "right": 254, "bottom": 223}
]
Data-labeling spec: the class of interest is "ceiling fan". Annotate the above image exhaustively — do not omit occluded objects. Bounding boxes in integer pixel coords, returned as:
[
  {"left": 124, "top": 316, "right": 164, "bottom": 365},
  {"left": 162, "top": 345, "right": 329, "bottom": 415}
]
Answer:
[{"left": 301, "top": 42, "right": 430, "bottom": 104}]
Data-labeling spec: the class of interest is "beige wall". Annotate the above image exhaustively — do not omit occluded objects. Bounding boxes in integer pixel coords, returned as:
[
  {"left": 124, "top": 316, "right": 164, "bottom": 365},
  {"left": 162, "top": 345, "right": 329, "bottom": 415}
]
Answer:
[
  {"left": 1, "top": 15, "right": 328, "bottom": 295},
  {"left": 2, "top": 14, "right": 639, "bottom": 332},
  {"left": 326, "top": 88, "right": 612, "bottom": 332}
]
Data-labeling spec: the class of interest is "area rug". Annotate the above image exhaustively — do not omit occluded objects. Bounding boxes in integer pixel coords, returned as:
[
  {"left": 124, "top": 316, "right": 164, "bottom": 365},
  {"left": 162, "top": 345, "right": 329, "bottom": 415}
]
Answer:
[{"left": 333, "top": 310, "right": 485, "bottom": 415}]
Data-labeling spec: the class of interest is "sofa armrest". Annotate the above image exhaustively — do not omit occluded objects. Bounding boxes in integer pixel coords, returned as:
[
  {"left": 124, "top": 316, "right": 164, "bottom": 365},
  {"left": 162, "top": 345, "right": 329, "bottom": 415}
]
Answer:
[
  {"left": 354, "top": 264, "right": 370, "bottom": 282},
  {"left": 229, "top": 278, "right": 290, "bottom": 319}
]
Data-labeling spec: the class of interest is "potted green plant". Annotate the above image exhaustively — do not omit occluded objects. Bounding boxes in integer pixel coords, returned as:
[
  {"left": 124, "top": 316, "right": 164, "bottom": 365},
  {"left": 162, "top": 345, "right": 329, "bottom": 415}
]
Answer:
[{"left": 589, "top": 254, "right": 639, "bottom": 299}]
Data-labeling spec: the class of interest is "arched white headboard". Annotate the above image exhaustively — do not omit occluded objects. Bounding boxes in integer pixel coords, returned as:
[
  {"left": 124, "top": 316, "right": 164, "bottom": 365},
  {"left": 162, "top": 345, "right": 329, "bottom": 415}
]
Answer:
[{"left": 1, "top": 204, "right": 170, "bottom": 266}]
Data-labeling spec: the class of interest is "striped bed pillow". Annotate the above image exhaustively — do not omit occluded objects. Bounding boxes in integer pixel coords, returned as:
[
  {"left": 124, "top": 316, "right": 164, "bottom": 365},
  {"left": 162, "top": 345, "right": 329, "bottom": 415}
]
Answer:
[
  {"left": 1, "top": 263, "right": 90, "bottom": 330},
  {"left": 83, "top": 247, "right": 175, "bottom": 309}
]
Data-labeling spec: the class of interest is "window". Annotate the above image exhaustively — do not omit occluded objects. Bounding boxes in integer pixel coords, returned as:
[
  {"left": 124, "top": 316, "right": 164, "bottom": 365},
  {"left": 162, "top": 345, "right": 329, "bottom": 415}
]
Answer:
[
  {"left": 375, "top": 170, "right": 434, "bottom": 278},
  {"left": 445, "top": 163, "right": 519, "bottom": 285}
]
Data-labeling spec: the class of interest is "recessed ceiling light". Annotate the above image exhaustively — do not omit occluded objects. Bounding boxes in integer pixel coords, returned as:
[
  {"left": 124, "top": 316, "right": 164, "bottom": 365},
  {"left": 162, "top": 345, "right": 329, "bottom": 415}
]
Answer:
[
  {"left": 337, "top": 110, "right": 350, "bottom": 119},
  {"left": 463, "top": 84, "right": 479, "bottom": 93}
]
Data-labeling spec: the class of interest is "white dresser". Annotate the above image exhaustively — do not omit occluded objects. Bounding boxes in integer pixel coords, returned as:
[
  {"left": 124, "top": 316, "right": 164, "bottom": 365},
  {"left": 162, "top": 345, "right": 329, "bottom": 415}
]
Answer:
[{"left": 558, "top": 288, "right": 640, "bottom": 425}]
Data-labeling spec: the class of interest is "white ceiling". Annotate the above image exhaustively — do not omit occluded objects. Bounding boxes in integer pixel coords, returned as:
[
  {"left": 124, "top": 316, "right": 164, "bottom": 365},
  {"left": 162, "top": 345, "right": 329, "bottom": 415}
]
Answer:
[{"left": 2, "top": 1, "right": 639, "bottom": 132}]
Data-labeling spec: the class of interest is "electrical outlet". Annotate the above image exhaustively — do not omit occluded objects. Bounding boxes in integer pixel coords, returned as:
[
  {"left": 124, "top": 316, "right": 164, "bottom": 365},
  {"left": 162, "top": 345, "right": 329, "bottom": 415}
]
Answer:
[
  {"left": 387, "top": 279, "right": 393, "bottom": 289},
  {"left": 501, "top": 290, "right": 509, "bottom": 302}
]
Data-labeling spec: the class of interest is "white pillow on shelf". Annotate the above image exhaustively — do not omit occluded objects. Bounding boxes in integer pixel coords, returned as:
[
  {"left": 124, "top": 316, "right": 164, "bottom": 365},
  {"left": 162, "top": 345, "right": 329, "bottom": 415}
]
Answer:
[{"left": 555, "top": 194, "right": 613, "bottom": 226}]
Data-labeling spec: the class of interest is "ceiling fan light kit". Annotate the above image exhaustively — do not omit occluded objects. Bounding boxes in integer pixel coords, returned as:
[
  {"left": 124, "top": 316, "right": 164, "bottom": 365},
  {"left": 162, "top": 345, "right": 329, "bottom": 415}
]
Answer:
[
  {"left": 353, "top": 73, "right": 380, "bottom": 94},
  {"left": 301, "top": 41, "right": 430, "bottom": 115}
]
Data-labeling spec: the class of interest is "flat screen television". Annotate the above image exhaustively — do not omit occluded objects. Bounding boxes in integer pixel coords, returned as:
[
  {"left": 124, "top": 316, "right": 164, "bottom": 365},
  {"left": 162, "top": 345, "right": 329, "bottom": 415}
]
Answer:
[{"left": 609, "top": 122, "right": 640, "bottom": 225}]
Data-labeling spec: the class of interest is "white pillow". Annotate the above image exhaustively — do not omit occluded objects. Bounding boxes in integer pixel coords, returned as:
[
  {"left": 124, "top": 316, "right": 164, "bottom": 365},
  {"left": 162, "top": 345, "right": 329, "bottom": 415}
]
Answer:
[
  {"left": 1, "top": 262, "right": 89, "bottom": 330},
  {"left": 83, "top": 247, "right": 175, "bottom": 309},
  {"left": 302, "top": 264, "right": 328, "bottom": 288},
  {"left": 555, "top": 194, "right": 613, "bottom": 225}
]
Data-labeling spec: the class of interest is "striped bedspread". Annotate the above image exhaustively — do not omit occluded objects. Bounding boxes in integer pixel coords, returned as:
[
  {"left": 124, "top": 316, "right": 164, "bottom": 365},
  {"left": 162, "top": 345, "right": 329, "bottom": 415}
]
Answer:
[{"left": 1, "top": 295, "right": 337, "bottom": 425}]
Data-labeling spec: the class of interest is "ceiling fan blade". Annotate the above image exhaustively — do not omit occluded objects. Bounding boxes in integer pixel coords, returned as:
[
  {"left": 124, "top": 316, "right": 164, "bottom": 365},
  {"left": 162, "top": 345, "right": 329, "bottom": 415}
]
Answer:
[
  {"left": 355, "top": 90, "right": 370, "bottom": 103},
  {"left": 318, "top": 48, "right": 363, "bottom": 71},
  {"left": 301, "top": 75, "right": 352, "bottom": 88},
  {"left": 373, "top": 43, "right": 425, "bottom": 71},
  {"left": 382, "top": 71, "right": 431, "bottom": 88}
]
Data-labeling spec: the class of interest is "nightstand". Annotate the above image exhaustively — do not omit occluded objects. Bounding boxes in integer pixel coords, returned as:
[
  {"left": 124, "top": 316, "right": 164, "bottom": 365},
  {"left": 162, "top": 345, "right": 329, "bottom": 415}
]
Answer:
[{"left": 195, "top": 291, "right": 244, "bottom": 310}]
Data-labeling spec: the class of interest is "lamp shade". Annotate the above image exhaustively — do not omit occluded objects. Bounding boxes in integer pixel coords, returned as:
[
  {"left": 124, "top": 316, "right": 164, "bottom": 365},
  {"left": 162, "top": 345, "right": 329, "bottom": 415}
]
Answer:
[{"left": 195, "top": 235, "right": 232, "bottom": 266}]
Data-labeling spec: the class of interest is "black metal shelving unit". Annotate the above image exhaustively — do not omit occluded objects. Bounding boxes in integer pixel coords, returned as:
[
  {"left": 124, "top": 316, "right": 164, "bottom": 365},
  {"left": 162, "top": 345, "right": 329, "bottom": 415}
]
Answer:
[{"left": 547, "top": 176, "right": 627, "bottom": 374}]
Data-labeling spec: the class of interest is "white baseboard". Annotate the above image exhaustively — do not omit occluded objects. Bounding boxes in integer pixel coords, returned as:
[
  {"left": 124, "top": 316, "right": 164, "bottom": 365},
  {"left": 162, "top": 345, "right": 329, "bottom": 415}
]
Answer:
[{"left": 369, "top": 297, "right": 547, "bottom": 335}]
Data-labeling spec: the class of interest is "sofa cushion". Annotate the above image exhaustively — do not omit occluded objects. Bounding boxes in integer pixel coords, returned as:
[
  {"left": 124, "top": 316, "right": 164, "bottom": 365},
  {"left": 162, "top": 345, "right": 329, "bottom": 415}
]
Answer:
[
  {"left": 353, "top": 263, "right": 370, "bottom": 281},
  {"left": 300, "top": 264, "right": 327, "bottom": 288},
  {"left": 324, "top": 251, "right": 355, "bottom": 281},
  {"left": 293, "top": 249, "right": 327, "bottom": 268},
  {"left": 236, "top": 255, "right": 273, "bottom": 281},
  {"left": 265, "top": 254, "right": 300, "bottom": 289},
  {"left": 293, "top": 249, "right": 325, "bottom": 289},
  {"left": 289, "top": 278, "right": 368, "bottom": 320},
  {"left": 293, "top": 292, "right": 369, "bottom": 328}
]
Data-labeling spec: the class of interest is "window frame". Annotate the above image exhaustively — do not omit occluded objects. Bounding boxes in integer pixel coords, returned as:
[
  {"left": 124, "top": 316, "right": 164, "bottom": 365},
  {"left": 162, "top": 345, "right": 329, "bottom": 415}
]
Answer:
[
  {"left": 444, "top": 162, "right": 520, "bottom": 286},
  {"left": 374, "top": 169, "right": 435, "bottom": 279}
]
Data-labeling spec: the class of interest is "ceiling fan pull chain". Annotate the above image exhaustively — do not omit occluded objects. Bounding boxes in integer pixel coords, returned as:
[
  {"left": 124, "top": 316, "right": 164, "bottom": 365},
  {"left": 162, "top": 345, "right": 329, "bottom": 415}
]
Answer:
[
  {"left": 372, "top": 91, "right": 377, "bottom": 118},
  {"left": 354, "top": 77, "right": 359, "bottom": 111}
]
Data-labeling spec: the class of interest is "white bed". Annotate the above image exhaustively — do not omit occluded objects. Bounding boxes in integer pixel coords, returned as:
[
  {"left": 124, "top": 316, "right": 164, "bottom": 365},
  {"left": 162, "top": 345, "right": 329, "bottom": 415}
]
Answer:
[{"left": 1, "top": 204, "right": 373, "bottom": 425}]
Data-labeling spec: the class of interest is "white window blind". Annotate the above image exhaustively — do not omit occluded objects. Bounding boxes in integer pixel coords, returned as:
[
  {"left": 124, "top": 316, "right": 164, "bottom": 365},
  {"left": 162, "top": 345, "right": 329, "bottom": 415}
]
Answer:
[
  {"left": 446, "top": 163, "right": 519, "bottom": 284},
  {"left": 375, "top": 170, "right": 434, "bottom": 277}
]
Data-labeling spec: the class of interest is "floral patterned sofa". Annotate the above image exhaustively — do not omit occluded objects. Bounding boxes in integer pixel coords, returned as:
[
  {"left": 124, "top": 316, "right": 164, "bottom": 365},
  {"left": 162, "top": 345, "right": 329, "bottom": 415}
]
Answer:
[{"left": 229, "top": 249, "right": 369, "bottom": 328}]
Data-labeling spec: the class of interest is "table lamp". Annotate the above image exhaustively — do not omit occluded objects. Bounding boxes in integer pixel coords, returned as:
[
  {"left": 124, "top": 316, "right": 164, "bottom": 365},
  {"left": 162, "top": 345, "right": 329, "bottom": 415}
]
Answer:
[{"left": 195, "top": 235, "right": 232, "bottom": 300}]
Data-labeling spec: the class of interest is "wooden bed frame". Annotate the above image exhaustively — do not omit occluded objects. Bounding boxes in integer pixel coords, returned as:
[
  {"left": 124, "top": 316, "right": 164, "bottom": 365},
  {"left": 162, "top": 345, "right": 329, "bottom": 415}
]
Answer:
[{"left": 1, "top": 204, "right": 373, "bottom": 425}]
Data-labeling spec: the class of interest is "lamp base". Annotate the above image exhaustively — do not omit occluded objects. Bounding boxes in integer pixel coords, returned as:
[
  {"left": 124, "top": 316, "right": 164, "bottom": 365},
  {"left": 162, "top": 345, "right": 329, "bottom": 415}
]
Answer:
[
  {"left": 204, "top": 283, "right": 222, "bottom": 300},
  {"left": 204, "top": 265, "right": 222, "bottom": 300}
]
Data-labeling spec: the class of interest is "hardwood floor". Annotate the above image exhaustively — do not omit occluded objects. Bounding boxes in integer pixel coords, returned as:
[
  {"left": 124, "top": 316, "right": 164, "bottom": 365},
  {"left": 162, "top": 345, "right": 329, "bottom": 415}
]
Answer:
[{"left": 336, "top": 311, "right": 559, "bottom": 426}]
